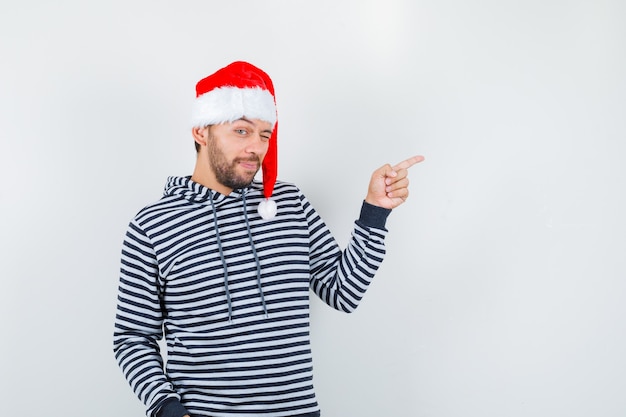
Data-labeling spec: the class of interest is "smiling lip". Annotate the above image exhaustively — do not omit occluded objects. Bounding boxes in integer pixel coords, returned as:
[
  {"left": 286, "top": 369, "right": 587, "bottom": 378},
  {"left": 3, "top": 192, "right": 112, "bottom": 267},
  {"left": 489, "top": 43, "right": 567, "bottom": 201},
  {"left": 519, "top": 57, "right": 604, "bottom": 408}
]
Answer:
[{"left": 239, "top": 161, "right": 259, "bottom": 170}]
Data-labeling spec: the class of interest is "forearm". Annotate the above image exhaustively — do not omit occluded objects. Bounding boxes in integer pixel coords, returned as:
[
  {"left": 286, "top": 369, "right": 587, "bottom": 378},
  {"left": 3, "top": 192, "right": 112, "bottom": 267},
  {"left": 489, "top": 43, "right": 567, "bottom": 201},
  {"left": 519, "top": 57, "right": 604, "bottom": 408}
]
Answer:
[
  {"left": 114, "top": 221, "right": 182, "bottom": 416},
  {"left": 113, "top": 315, "right": 181, "bottom": 415},
  {"left": 309, "top": 201, "right": 389, "bottom": 311}
]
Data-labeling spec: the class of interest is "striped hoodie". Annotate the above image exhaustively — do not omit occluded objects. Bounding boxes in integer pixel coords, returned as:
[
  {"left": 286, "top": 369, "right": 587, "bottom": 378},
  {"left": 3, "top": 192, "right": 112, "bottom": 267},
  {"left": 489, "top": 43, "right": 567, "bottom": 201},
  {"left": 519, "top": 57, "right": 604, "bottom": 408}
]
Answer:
[{"left": 113, "top": 176, "right": 390, "bottom": 417}]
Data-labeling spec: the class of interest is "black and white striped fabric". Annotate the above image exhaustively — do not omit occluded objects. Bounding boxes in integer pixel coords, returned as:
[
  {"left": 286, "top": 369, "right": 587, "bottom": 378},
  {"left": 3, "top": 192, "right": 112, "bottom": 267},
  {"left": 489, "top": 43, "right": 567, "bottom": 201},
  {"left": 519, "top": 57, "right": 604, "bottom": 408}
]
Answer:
[{"left": 113, "top": 176, "right": 387, "bottom": 417}]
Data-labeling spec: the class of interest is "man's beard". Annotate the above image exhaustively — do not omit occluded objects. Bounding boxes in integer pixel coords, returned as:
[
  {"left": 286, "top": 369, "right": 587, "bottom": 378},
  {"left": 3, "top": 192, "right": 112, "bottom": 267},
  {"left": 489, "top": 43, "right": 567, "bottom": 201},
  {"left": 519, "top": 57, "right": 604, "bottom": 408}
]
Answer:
[{"left": 208, "top": 135, "right": 261, "bottom": 191}]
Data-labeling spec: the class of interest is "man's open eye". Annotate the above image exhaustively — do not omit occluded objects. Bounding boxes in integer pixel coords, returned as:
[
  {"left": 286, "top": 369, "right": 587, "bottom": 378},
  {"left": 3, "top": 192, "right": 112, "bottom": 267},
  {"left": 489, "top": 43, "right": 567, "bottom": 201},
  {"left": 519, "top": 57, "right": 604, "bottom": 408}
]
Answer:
[{"left": 235, "top": 129, "right": 248, "bottom": 135}]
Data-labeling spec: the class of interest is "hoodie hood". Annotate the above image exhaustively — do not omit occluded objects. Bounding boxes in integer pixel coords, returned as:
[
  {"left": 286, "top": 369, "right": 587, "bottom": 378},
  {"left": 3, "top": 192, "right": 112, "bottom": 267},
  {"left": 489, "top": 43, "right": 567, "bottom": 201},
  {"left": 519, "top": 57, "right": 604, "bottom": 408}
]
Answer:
[{"left": 163, "top": 175, "right": 264, "bottom": 204}]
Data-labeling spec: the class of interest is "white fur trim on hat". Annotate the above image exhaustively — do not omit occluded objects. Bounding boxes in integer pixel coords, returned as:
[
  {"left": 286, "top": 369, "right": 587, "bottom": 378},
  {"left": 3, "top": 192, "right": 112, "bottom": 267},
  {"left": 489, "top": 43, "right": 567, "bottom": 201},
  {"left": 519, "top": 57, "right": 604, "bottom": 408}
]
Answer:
[{"left": 191, "top": 86, "right": 277, "bottom": 127}]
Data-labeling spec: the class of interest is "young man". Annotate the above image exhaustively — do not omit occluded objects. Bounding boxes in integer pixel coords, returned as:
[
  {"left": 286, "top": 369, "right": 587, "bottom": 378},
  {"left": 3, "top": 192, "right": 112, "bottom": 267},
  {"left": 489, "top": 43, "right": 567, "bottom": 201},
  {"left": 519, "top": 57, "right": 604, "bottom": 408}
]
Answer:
[{"left": 113, "top": 61, "right": 423, "bottom": 417}]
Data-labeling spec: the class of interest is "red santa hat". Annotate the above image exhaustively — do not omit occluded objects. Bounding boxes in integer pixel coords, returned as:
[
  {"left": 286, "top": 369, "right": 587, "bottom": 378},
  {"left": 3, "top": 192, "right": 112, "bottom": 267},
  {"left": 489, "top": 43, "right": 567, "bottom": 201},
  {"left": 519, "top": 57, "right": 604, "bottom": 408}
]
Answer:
[{"left": 191, "top": 61, "right": 278, "bottom": 219}]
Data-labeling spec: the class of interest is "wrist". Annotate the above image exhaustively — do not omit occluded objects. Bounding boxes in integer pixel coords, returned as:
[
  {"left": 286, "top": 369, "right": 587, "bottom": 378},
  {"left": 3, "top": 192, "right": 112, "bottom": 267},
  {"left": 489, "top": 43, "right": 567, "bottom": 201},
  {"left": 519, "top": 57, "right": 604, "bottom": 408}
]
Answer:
[
  {"left": 157, "top": 398, "right": 189, "bottom": 417},
  {"left": 359, "top": 200, "right": 391, "bottom": 229}
]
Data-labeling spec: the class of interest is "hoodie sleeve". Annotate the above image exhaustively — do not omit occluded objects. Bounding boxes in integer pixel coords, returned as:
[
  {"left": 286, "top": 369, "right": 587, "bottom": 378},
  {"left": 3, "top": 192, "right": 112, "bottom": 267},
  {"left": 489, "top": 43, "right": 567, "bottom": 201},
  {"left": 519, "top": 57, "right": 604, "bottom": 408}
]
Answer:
[
  {"left": 302, "top": 194, "right": 390, "bottom": 312},
  {"left": 113, "top": 219, "right": 188, "bottom": 417}
]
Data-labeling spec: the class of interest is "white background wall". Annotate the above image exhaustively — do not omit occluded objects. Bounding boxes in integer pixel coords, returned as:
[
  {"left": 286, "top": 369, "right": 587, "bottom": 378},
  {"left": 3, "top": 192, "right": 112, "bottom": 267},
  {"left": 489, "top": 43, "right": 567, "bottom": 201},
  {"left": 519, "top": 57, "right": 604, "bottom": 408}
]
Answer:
[{"left": 1, "top": 1, "right": 625, "bottom": 416}]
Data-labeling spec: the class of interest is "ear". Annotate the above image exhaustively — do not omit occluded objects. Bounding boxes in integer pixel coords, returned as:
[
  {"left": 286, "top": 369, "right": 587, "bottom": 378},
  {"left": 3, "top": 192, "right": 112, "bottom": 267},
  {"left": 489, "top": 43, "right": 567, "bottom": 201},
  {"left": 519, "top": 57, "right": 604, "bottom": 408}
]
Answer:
[{"left": 192, "top": 126, "right": 209, "bottom": 148}]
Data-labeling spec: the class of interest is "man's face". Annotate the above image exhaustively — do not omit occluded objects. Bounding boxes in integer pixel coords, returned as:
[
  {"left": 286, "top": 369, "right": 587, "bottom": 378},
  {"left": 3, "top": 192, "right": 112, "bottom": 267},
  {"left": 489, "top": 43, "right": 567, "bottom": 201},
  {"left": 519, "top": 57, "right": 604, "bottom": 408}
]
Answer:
[{"left": 206, "top": 118, "right": 273, "bottom": 191}]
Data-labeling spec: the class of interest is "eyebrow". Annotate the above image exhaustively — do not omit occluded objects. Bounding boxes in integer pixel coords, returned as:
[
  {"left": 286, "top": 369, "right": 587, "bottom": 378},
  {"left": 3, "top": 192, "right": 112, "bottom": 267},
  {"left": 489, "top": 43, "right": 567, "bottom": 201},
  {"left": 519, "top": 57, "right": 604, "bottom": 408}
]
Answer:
[{"left": 238, "top": 117, "right": 273, "bottom": 135}]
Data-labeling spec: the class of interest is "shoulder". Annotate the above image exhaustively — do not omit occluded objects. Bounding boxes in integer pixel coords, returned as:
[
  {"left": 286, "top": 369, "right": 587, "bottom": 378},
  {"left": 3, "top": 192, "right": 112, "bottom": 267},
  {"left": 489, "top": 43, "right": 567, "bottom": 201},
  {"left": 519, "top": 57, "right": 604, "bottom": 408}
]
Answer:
[
  {"left": 272, "top": 181, "right": 313, "bottom": 208},
  {"left": 272, "top": 180, "right": 302, "bottom": 195},
  {"left": 250, "top": 179, "right": 303, "bottom": 201},
  {"left": 131, "top": 194, "right": 193, "bottom": 228}
]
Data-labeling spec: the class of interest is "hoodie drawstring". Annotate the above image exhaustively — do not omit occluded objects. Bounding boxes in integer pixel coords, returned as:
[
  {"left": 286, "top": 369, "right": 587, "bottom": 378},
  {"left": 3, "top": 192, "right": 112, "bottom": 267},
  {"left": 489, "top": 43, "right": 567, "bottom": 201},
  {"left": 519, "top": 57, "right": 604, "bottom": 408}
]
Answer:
[
  {"left": 242, "top": 192, "right": 268, "bottom": 318},
  {"left": 209, "top": 191, "right": 268, "bottom": 322},
  {"left": 208, "top": 192, "right": 233, "bottom": 322}
]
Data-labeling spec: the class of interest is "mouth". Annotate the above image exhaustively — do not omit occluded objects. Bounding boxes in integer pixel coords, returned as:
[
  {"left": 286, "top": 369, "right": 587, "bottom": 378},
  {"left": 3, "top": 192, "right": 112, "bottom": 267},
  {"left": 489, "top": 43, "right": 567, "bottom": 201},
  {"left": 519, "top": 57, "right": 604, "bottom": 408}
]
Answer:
[{"left": 238, "top": 160, "right": 260, "bottom": 171}]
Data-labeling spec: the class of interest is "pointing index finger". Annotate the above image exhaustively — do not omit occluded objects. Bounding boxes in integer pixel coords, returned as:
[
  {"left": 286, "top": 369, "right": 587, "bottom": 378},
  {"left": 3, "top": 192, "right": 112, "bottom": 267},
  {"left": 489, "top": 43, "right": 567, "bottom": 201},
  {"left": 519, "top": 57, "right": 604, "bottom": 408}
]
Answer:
[{"left": 393, "top": 155, "right": 425, "bottom": 171}]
